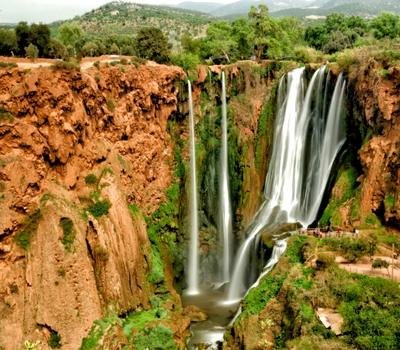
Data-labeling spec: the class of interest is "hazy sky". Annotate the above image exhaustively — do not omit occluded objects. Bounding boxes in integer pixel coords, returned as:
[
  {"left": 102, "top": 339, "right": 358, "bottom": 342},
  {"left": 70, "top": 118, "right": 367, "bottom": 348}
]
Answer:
[{"left": 0, "top": 0, "right": 235, "bottom": 23}]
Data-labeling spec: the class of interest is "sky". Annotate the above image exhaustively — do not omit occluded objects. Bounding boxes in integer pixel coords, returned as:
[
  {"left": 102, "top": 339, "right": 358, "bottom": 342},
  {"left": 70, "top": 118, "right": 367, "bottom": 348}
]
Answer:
[{"left": 0, "top": 0, "right": 235, "bottom": 23}]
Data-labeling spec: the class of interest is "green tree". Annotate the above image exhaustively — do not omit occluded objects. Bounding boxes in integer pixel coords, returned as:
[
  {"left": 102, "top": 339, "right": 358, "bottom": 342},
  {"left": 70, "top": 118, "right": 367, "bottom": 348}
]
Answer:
[
  {"left": 15, "top": 22, "right": 31, "bottom": 55},
  {"left": 305, "top": 24, "right": 328, "bottom": 50},
  {"left": 109, "top": 43, "right": 120, "bottom": 55},
  {"left": 134, "top": 27, "right": 171, "bottom": 63},
  {"left": 200, "top": 21, "right": 236, "bottom": 62},
  {"left": 323, "top": 30, "right": 353, "bottom": 54},
  {"left": 47, "top": 38, "right": 67, "bottom": 59},
  {"left": 181, "top": 34, "right": 201, "bottom": 55},
  {"left": 0, "top": 29, "right": 17, "bottom": 56},
  {"left": 25, "top": 43, "right": 39, "bottom": 60},
  {"left": 30, "top": 23, "right": 51, "bottom": 57},
  {"left": 248, "top": 5, "right": 279, "bottom": 59},
  {"left": 58, "top": 23, "right": 83, "bottom": 50},
  {"left": 80, "top": 41, "right": 99, "bottom": 57},
  {"left": 231, "top": 18, "right": 254, "bottom": 60},
  {"left": 371, "top": 13, "right": 400, "bottom": 39}
]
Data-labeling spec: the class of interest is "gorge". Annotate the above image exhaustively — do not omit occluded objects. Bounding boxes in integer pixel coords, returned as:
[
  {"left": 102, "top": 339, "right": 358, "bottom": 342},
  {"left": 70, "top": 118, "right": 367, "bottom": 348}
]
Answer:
[{"left": 0, "top": 56, "right": 400, "bottom": 350}]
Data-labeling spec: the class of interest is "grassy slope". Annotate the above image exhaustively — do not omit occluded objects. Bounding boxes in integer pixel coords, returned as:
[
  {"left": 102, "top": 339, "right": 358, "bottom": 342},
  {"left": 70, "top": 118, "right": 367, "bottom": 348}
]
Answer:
[{"left": 228, "top": 235, "right": 400, "bottom": 349}]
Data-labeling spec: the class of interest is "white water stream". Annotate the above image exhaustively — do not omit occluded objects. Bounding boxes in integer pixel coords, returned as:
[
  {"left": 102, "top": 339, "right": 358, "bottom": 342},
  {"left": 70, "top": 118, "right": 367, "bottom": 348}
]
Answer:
[{"left": 186, "top": 80, "right": 200, "bottom": 295}]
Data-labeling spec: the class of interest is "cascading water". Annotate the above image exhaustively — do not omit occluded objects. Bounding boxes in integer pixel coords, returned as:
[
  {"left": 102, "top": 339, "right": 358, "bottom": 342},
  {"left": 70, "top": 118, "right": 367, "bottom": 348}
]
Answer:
[
  {"left": 227, "top": 67, "right": 347, "bottom": 302},
  {"left": 186, "top": 80, "right": 200, "bottom": 295},
  {"left": 218, "top": 72, "right": 233, "bottom": 283}
]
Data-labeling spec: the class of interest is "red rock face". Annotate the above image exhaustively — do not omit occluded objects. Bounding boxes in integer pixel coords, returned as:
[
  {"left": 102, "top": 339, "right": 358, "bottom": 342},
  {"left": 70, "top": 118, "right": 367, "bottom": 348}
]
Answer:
[
  {"left": 351, "top": 62, "right": 400, "bottom": 224},
  {"left": 0, "top": 63, "right": 185, "bottom": 349}
]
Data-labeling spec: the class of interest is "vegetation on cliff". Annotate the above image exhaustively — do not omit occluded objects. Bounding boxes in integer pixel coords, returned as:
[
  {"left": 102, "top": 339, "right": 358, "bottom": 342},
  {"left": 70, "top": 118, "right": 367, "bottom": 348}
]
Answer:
[{"left": 227, "top": 235, "right": 400, "bottom": 350}]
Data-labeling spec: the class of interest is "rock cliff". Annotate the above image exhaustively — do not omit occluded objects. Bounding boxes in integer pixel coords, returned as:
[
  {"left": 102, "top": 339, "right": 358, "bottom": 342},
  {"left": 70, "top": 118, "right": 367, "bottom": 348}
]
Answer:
[{"left": 0, "top": 63, "right": 185, "bottom": 349}]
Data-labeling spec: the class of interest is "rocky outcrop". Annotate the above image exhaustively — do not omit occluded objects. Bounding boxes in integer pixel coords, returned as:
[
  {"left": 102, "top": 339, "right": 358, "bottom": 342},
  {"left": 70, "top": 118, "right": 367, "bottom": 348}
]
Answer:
[
  {"left": 0, "top": 63, "right": 185, "bottom": 349},
  {"left": 351, "top": 62, "right": 400, "bottom": 225}
]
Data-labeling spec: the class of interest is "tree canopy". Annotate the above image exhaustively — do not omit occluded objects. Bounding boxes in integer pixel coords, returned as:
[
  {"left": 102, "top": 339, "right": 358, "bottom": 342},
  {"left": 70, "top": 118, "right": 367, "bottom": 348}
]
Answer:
[{"left": 134, "top": 27, "right": 171, "bottom": 63}]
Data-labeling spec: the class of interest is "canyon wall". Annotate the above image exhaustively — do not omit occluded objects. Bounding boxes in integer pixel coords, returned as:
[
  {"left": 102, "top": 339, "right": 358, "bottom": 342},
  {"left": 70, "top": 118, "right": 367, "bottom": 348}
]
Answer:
[
  {"left": 0, "top": 63, "right": 185, "bottom": 349},
  {"left": 1, "top": 57, "right": 399, "bottom": 349}
]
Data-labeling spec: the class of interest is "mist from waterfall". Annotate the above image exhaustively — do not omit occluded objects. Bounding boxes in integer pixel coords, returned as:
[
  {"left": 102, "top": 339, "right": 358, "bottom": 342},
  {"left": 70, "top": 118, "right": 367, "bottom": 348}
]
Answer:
[
  {"left": 186, "top": 80, "right": 200, "bottom": 295},
  {"left": 218, "top": 72, "right": 233, "bottom": 283},
  {"left": 227, "top": 67, "right": 347, "bottom": 301}
]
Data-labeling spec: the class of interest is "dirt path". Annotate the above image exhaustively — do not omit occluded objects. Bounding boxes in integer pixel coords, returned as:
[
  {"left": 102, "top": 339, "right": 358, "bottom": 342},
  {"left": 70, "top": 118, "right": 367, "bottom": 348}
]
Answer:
[
  {"left": 336, "top": 255, "right": 400, "bottom": 281},
  {"left": 0, "top": 55, "right": 131, "bottom": 71}
]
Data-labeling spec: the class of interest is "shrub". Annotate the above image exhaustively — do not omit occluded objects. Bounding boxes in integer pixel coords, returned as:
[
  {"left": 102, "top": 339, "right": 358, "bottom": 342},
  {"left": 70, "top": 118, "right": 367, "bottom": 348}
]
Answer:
[
  {"left": 0, "top": 61, "right": 17, "bottom": 68},
  {"left": 285, "top": 236, "right": 307, "bottom": 263},
  {"left": 59, "top": 217, "right": 75, "bottom": 252},
  {"left": 170, "top": 52, "right": 200, "bottom": 79},
  {"left": 0, "top": 107, "right": 14, "bottom": 123},
  {"left": 123, "top": 308, "right": 167, "bottom": 336},
  {"left": 334, "top": 49, "right": 360, "bottom": 70},
  {"left": 133, "top": 326, "right": 177, "bottom": 350},
  {"left": 14, "top": 209, "right": 42, "bottom": 250},
  {"left": 299, "top": 303, "right": 315, "bottom": 323},
  {"left": 372, "top": 258, "right": 389, "bottom": 269},
  {"left": 293, "top": 46, "right": 323, "bottom": 63},
  {"left": 81, "top": 315, "right": 120, "bottom": 350},
  {"left": 48, "top": 331, "right": 61, "bottom": 349},
  {"left": 52, "top": 59, "right": 79, "bottom": 71},
  {"left": 148, "top": 246, "right": 164, "bottom": 284},
  {"left": 384, "top": 194, "right": 395, "bottom": 210},
  {"left": 128, "top": 204, "right": 141, "bottom": 218},
  {"left": 131, "top": 56, "right": 146, "bottom": 67},
  {"left": 25, "top": 43, "right": 38, "bottom": 60},
  {"left": 84, "top": 174, "right": 98, "bottom": 185},
  {"left": 241, "top": 273, "right": 286, "bottom": 317},
  {"left": 315, "top": 252, "right": 335, "bottom": 270},
  {"left": 106, "top": 98, "right": 115, "bottom": 112},
  {"left": 87, "top": 200, "right": 111, "bottom": 218},
  {"left": 322, "top": 237, "right": 372, "bottom": 262}
]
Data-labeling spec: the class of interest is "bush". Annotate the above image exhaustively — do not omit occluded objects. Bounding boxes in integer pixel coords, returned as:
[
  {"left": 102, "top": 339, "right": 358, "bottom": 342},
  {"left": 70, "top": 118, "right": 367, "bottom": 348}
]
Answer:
[
  {"left": 148, "top": 245, "right": 164, "bottom": 284},
  {"left": 84, "top": 174, "right": 98, "bottom": 185},
  {"left": 134, "top": 27, "right": 171, "bottom": 63},
  {"left": 123, "top": 308, "right": 167, "bottom": 336},
  {"left": 14, "top": 209, "right": 42, "bottom": 250},
  {"left": 48, "top": 331, "right": 61, "bottom": 348},
  {"left": 322, "top": 237, "right": 372, "bottom": 262},
  {"left": 372, "top": 258, "right": 389, "bottom": 269},
  {"left": 334, "top": 49, "right": 360, "bottom": 70},
  {"left": 133, "top": 326, "right": 177, "bottom": 350},
  {"left": 315, "top": 252, "right": 335, "bottom": 270},
  {"left": 81, "top": 315, "right": 120, "bottom": 350},
  {"left": 59, "top": 217, "right": 75, "bottom": 252},
  {"left": 384, "top": 194, "right": 395, "bottom": 210},
  {"left": 0, "top": 107, "right": 15, "bottom": 123},
  {"left": 241, "top": 273, "right": 286, "bottom": 317},
  {"left": 25, "top": 43, "right": 39, "bottom": 60},
  {"left": 131, "top": 56, "right": 146, "bottom": 67},
  {"left": 293, "top": 46, "right": 323, "bottom": 63},
  {"left": 52, "top": 59, "right": 80, "bottom": 71},
  {"left": 87, "top": 200, "right": 111, "bottom": 218},
  {"left": 0, "top": 61, "right": 17, "bottom": 69},
  {"left": 170, "top": 52, "right": 200, "bottom": 75}
]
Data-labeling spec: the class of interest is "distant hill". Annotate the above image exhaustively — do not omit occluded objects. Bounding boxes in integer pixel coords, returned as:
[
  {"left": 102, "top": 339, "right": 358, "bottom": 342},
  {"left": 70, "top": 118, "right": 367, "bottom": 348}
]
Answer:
[
  {"left": 272, "top": 0, "right": 400, "bottom": 17},
  {"left": 320, "top": 0, "right": 400, "bottom": 13},
  {"left": 176, "top": 0, "right": 328, "bottom": 18},
  {"left": 177, "top": 2, "right": 222, "bottom": 14},
  {"left": 210, "top": 0, "right": 273, "bottom": 17},
  {"left": 55, "top": 1, "right": 212, "bottom": 45}
]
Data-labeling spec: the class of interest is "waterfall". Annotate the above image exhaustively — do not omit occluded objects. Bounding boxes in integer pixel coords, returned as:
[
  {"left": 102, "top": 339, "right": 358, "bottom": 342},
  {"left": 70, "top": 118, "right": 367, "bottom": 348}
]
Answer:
[
  {"left": 226, "top": 67, "right": 347, "bottom": 301},
  {"left": 218, "top": 72, "right": 233, "bottom": 283},
  {"left": 187, "top": 80, "right": 200, "bottom": 295}
]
